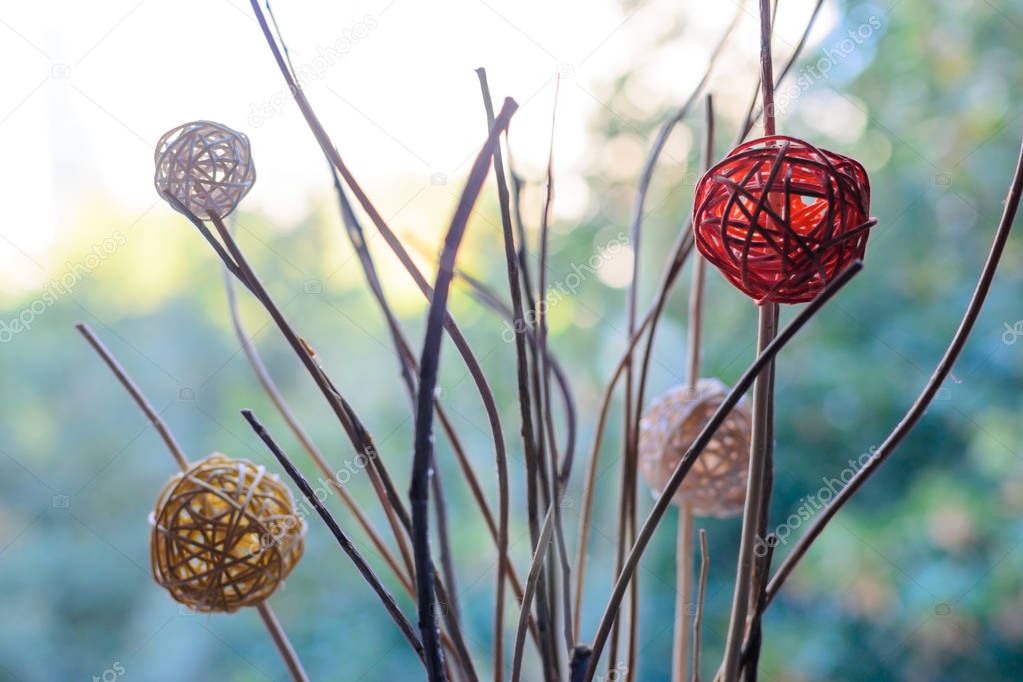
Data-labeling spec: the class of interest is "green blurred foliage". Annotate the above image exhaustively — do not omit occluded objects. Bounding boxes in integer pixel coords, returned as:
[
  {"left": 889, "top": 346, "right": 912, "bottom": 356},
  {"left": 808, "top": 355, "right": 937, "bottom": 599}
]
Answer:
[{"left": 3, "top": 0, "right": 1023, "bottom": 680}]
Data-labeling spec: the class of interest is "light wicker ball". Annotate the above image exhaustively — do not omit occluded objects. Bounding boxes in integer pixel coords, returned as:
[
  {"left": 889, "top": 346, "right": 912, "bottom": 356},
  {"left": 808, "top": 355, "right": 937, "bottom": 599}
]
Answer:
[
  {"left": 639, "top": 378, "right": 752, "bottom": 518},
  {"left": 154, "top": 120, "right": 255, "bottom": 220},
  {"left": 149, "top": 453, "right": 305, "bottom": 613}
]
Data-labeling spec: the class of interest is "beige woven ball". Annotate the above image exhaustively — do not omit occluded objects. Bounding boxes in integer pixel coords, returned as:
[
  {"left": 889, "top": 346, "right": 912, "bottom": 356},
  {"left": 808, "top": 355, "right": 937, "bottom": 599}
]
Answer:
[
  {"left": 149, "top": 454, "right": 305, "bottom": 613},
  {"left": 154, "top": 120, "right": 255, "bottom": 220},
  {"left": 639, "top": 378, "right": 752, "bottom": 518}
]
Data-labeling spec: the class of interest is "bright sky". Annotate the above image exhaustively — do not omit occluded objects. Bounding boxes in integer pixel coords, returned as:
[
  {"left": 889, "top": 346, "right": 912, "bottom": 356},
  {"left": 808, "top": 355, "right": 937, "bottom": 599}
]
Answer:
[{"left": 0, "top": 0, "right": 836, "bottom": 292}]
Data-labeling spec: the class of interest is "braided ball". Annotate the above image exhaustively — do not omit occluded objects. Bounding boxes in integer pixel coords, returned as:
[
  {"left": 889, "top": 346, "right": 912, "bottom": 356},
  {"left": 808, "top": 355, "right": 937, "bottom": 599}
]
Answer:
[
  {"left": 154, "top": 121, "right": 255, "bottom": 220},
  {"left": 693, "top": 135, "right": 871, "bottom": 304},
  {"left": 639, "top": 378, "right": 752, "bottom": 518},
  {"left": 150, "top": 454, "right": 305, "bottom": 613}
]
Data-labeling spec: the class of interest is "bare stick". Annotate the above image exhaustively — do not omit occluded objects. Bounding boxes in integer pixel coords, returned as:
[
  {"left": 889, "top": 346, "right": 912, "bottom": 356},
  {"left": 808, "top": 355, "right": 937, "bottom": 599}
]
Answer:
[
  {"left": 475, "top": 68, "right": 534, "bottom": 682},
  {"left": 411, "top": 98, "right": 518, "bottom": 681},
  {"left": 229, "top": 277, "right": 474, "bottom": 668},
  {"left": 673, "top": 503, "right": 695, "bottom": 682},
  {"left": 764, "top": 135, "right": 1023, "bottom": 605},
  {"left": 691, "top": 530, "right": 709, "bottom": 682},
  {"left": 194, "top": 212, "right": 478, "bottom": 677},
  {"left": 737, "top": 0, "right": 825, "bottom": 143},
  {"left": 256, "top": 599, "right": 314, "bottom": 682},
  {"left": 535, "top": 75, "right": 577, "bottom": 656},
  {"left": 76, "top": 323, "right": 190, "bottom": 472},
  {"left": 242, "top": 409, "right": 426, "bottom": 665},
  {"left": 673, "top": 94, "right": 714, "bottom": 682},
  {"left": 512, "top": 508, "right": 556, "bottom": 682},
  {"left": 721, "top": 2, "right": 778, "bottom": 678},
  {"left": 75, "top": 323, "right": 310, "bottom": 682},
  {"left": 582, "top": 262, "right": 863, "bottom": 681}
]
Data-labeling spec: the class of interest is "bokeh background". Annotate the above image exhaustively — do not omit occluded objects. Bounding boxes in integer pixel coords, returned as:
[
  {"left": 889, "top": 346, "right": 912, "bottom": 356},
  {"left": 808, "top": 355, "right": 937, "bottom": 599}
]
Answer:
[{"left": 2, "top": 0, "right": 1023, "bottom": 679}]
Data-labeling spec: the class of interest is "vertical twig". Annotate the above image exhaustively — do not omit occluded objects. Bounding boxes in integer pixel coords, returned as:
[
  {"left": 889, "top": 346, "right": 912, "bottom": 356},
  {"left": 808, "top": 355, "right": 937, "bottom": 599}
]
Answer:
[
  {"left": 512, "top": 508, "right": 557, "bottom": 682},
  {"left": 673, "top": 93, "right": 714, "bottom": 682},
  {"left": 411, "top": 98, "right": 518, "bottom": 681},
  {"left": 673, "top": 504, "right": 695, "bottom": 682},
  {"left": 75, "top": 323, "right": 310, "bottom": 682},
  {"left": 476, "top": 68, "right": 535, "bottom": 682},
  {"left": 535, "top": 75, "right": 577, "bottom": 656},
  {"left": 691, "top": 530, "right": 709, "bottom": 682},
  {"left": 721, "top": 2, "right": 778, "bottom": 678}
]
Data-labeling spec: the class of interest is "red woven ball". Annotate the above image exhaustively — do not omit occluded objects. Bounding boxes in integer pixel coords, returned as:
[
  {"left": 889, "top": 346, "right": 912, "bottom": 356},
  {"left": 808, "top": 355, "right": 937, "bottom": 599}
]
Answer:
[{"left": 692, "top": 135, "right": 871, "bottom": 304}]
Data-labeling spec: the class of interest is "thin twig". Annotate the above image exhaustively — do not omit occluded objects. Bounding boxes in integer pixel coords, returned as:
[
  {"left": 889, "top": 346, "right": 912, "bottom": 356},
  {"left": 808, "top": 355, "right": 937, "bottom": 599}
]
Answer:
[
  {"left": 182, "top": 207, "right": 479, "bottom": 678},
  {"left": 737, "top": 0, "right": 825, "bottom": 144},
  {"left": 582, "top": 262, "right": 864, "bottom": 681},
  {"left": 476, "top": 68, "right": 535, "bottom": 682},
  {"left": 75, "top": 323, "right": 189, "bottom": 472},
  {"left": 76, "top": 323, "right": 309, "bottom": 682},
  {"left": 411, "top": 98, "right": 518, "bottom": 681},
  {"left": 242, "top": 409, "right": 427, "bottom": 666},
  {"left": 256, "top": 598, "right": 314, "bottom": 682},
  {"left": 512, "top": 508, "right": 556, "bottom": 682},
  {"left": 738, "top": 536, "right": 774, "bottom": 682},
  {"left": 535, "top": 75, "right": 577, "bottom": 656},
  {"left": 673, "top": 94, "right": 714, "bottom": 682},
  {"left": 691, "top": 529, "right": 709, "bottom": 682},
  {"left": 721, "top": 2, "right": 779, "bottom": 678},
  {"left": 334, "top": 171, "right": 467, "bottom": 645},
  {"left": 673, "top": 503, "right": 695, "bottom": 682}
]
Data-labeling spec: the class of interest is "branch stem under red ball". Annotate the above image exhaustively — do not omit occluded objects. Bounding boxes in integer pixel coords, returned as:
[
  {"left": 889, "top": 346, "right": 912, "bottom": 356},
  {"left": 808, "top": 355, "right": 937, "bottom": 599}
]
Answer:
[{"left": 722, "top": 1, "right": 779, "bottom": 680}]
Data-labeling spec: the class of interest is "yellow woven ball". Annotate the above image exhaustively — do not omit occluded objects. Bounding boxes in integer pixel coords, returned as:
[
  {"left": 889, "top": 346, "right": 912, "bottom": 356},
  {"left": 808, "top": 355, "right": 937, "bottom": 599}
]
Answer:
[
  {"left": 639, "top": 378, "right": 752, "bottom": 518},
  {"left": 149, "top": 454, "right": 305, "bottom": 613}
]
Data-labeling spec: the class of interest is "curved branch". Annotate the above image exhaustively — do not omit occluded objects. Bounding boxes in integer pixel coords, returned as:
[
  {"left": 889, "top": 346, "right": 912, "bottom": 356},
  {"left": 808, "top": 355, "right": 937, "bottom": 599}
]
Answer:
[{"left": 764, "top": 136, "right": 1023, "bottom": 606}]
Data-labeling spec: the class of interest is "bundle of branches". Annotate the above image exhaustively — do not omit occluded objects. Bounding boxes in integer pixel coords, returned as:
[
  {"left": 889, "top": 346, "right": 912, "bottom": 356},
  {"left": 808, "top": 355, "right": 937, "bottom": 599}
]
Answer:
[{"left": 78, "top": 0, "right": 1023, "bottom": 680}]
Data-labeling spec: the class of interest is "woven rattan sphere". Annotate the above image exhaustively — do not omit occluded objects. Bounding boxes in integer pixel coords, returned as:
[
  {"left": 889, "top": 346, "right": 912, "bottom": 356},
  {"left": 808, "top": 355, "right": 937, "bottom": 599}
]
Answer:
[
  {"left": 154, "top": 120, "right": 255, "bottom": 220},
  {"left": 150, "top": 454, "right": 305, "bottom": 613},
  {"left": 693, "top": 135, "right": 871, "bottom": 304},
  {"left": 639, "top": 378, "right": 752, "bottom": 517}
]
